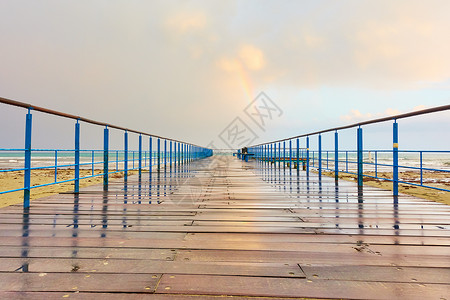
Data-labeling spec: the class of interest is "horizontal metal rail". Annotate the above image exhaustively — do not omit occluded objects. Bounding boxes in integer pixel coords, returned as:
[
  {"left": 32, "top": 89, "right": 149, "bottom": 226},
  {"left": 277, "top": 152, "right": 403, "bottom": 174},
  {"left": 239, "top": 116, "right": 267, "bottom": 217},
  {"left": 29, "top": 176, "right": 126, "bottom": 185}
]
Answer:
[
  {"left": 243, "top": 105, "right": 450, "bottom": 196},
  {"left": 251, "top": 104, "right": 450, "bottom": 146},
  {"left": 0, "top": 97, "right": 213, "bottom": 207},
  {"left": 0, "top": 96, "right": 203, "bottom": 147}
]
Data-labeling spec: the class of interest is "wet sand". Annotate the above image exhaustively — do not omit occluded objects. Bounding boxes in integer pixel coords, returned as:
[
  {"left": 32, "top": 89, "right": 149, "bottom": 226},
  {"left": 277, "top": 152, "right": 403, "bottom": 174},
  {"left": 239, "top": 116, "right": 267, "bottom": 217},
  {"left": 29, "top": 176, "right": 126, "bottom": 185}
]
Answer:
[
  {"left": 0, "top": 169, "right": 139, "bottom": 208},
  {"left": 1, "top": 168, "right": 448, "bottom": 208},
  {"left": 322, "top": 170, "right": 450, "bottom": 205}
]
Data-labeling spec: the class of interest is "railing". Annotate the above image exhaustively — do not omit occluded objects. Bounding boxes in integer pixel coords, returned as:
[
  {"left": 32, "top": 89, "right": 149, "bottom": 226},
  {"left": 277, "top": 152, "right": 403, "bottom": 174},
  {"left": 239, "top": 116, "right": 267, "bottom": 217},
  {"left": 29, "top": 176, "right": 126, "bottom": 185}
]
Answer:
[
  {"left": 0, "top": 96, "right": 213, "bottom": 208},
  {"left": 245, "top": 104, "right": 450, "bottom": 195}
]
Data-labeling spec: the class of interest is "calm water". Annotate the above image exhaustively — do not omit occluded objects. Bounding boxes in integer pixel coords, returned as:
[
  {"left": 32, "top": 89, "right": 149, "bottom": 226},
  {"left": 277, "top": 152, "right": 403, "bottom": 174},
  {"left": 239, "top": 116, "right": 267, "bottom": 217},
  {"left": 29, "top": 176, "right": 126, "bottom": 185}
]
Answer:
[{"left": 0, "top": 150, "right": 449, "bottom": 171}]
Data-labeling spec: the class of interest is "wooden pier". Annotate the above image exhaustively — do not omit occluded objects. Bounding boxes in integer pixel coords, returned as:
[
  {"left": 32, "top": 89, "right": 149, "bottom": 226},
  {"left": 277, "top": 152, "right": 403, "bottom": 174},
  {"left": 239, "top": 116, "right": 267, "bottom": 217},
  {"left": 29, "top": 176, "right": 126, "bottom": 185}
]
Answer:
[{"left": 0, "top": 156, "right": 449, "bottom": 299}]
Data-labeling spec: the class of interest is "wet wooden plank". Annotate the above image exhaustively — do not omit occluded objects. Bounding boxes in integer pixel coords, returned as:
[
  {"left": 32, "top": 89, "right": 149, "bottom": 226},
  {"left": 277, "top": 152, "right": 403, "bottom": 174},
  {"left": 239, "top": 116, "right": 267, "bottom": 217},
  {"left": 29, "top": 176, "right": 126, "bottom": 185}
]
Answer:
[
  {"left": 155, "top": 274, "right": 450, "bottom": 299},
  {"left": 0, "top": 273, "right": 161, "bottom": 293},
  {"left": 0, "top": 258, "right": 304, "bottom": 278},
  {"left": 0, "top": 156, "right": 448, "bottom": 298},
  {"left": 301, "top": 265, "right": 450, "bottom": 284},
  {"left": 175, "top": 249, "right": 450, "bottom": 268},
  {"left": 0, "top": 246, "right": 176, "bottom": 260},
  {"left": 0, "top": 292, "right": 301, "bottom": 300},
  {"left": 184, "top": 232, "right": 450, "bottom": 246}
]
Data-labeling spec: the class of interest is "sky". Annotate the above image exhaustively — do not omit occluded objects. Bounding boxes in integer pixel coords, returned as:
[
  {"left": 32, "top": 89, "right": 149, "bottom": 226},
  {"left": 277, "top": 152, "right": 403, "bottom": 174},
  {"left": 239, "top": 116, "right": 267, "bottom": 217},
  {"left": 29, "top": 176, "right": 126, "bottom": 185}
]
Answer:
[{"left": 0, "top": 0, "right": 449, "bottom": 150}]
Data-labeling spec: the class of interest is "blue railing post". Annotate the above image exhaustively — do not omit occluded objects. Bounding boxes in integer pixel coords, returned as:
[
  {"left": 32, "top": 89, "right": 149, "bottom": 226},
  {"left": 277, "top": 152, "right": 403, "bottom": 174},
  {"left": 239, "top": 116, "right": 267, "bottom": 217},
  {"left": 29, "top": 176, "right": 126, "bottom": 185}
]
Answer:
[
  {"left": 124, "top": 131, "right": 128, "bottom": 181},
  {"left": 164, "top": 139, "right": 167, "bottom": 171},
  {"left": 279, "top": 142, "right": 281, "bottom": 168},
  {"left": 306, "top": 136, "right": 310, "bottom": 177},
  {"left": 318, "top": 134, "right": 322, "bottom": 180},
  {"left": 334, "top": 131, "right": 338, "bottom": 181},
  {"left": 24, "top": 108, "right": 32, "bottom": 208},
  {"left": 103, "top": 126, "right": 109, "bottom": 191},
  {"left": 74, "top": 120, "right": 80, "bottom": 193},
  {"left": 346, "top": 151, "right": 348, "bottom": 172},
  {"left": 170, "top": 141, "right": 172, "bottom": 170},
  {"left": 178, "top": 142, "right": 180, "bottom": 168},
  {"left": 174, "top": 142, "right": 177, "bottom": 169},
  {"left": 270, "top": 143, "right": 273, "bottom": 165},
  {"left": 357, "top": 126, "right": 363, "bottom": 187},
  {"left": 149, "top": 137, "right": 152, "bottom": 174},
  {"left": 420, "top": 151, "right": 423, "bottom": 186},
  {"left": 296, "top": 138, "right": 299, "bottom": 174},
  {"left": 393, "top": 120, "right": 399, "bottom": 196},
  {"left": 375, "top": 151, "right": 378, "bottom": 178},
  {"left": 157, "top": 138, "right": 161, "bottom": 173},
  {"left": 274, "top": 143, "right": 277, "bottom": 168},
  {"left": 138, "top": 134, "right": 142, "bottom": 178},
  {"left": 54, "top": 150, "right": 58, "bottom": 183},
  {"left": 289, "top": 140, "right": 292, "bottom": 171}
]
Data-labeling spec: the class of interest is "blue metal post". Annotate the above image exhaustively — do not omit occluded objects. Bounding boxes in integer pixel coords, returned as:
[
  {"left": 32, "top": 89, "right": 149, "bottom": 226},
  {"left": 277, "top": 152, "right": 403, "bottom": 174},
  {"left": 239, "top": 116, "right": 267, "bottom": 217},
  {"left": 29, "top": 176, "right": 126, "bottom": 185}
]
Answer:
[
  {"left": 357, "top": 126, "right": 363, "bottom": 187},
  {"left": 346, "top": 151, "right": 348, "bottom": 172},
  {"left": 124, "top": 131, "right": 128, "bottom": 181},
  {"left": 174, "top": 142, "right": 177, "bottom": 170},
  {"left": 289, "top": 140, "right": 292, "bottom": 171},
  {"left": 296, "top": 138, "right": 299, "bottom": 174},
  {"left": 177, "top": 142, "right": 180, "bottom": 168},
  {"left": 318, "top": 134, "right": 322, "bottom": 180},
  {"left": 420, "top": 151, "right": 423, "bottom": 186},
  {"left": 170, "top": 141, "right": 172, "bottom": 170},
  {"left": 116, "top": 151, "right": 118, "bottom": 171},
  {"left": 164, "top": 139, "right": 167, "bottom": 171},
  {"left": 24, "top": 109, "right": 32, "bottom": 208},
  {"left": 157, "top": 138, "right": 160, "bottom": 173},
  {"left": 274, "top": 143, "right": 277, "bottom": 167},
  {"left": 74, "top": 120, "right": 80, "bottom": 193},
  {"left": 393, "top": 121, "right": 399, "bottom": 196},
  {"left": 103, "top": 126, "right": 109, "bottom": 191},
  {"left": 138, "top": 134, "right": 142, "bottom": 177},
  {"left": 306, "top": 136, "right": 310, "bottom": 177},
  {"left": 278, "top": 142, "right": 281, "bottom": 169},
  {"left": 334, "top": 131, "right": 338, "bottom": 181},
  {"left": 54, "top": 150, "right": 58, "bottom": 182},
  {"left": 149, "top": 137, "right": 152, "bottom": 173},
  {"left": 375, "top": 151, "right": 378, "bottom": 178}
]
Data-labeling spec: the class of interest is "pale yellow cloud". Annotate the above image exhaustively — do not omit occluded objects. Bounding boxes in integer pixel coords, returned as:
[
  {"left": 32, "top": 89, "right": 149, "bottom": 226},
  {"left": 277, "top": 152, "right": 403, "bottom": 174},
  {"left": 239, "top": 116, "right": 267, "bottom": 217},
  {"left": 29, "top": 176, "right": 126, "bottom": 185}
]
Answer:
[
  {"left": 165, "top": 11, "right": 207, "bottom": 35},
  {"left": 303, "top": 33, "right": 324, "bottom": 48},
  {"left": 340, "top": 107, "right": 402, "bottom": 122},
  {"left": 217, "top": 57, "right": 241, "bottom": 72},
  {"left": 217, "top": 44, "right": 266, "bottom": 73},
  {"left": 238, "top": 44, "right": 265, "bottom": 71}
]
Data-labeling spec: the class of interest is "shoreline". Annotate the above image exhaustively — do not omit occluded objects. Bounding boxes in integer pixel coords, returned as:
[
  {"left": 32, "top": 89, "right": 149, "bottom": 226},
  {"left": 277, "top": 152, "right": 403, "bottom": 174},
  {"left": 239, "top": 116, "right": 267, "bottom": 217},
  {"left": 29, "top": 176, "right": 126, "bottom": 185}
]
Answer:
[
  {"left": 1, "top": 168, "right": 448, "bottom": 208},
  {"left": 0, "top": 169, "right": 140, "bottom": 208},
  {"left": 321, "top": 170, "right": 450, "bottom": 205}
]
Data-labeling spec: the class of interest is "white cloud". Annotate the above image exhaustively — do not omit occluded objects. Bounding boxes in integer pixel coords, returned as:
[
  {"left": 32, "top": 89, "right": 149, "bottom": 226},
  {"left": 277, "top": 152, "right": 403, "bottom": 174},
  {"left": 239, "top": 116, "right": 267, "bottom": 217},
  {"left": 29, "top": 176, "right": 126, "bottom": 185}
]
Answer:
[{"left": 340, "top": 108, "right": 402, "bottom": 123}]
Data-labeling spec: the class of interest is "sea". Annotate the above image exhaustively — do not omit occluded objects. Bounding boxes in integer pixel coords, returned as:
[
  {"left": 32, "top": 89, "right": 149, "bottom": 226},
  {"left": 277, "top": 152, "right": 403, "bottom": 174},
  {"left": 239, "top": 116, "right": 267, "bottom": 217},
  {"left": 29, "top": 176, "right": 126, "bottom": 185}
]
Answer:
[{"left": 1, "top": 150, "right": 449, "bottom": 172}]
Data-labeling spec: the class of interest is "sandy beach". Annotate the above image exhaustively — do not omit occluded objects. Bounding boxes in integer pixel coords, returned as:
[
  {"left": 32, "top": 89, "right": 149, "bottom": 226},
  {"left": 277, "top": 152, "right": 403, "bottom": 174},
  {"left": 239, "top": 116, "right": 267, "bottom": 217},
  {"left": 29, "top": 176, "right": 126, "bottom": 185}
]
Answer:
[
  {"left": 1, "top": 168, "right": 448, "bottom": 208},
  {"left": 322, "top": 170, "right": 450, "bottom": 205},
  {"left": 0, "top": 169, "right": 139, "bottom": 208}
]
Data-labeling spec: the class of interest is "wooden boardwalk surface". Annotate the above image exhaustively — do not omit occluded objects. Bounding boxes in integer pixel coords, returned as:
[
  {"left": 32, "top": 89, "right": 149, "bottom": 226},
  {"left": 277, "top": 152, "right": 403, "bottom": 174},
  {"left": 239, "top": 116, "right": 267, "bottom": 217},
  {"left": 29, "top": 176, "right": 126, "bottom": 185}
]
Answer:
[{"left": 0, "top": 156, "right": 449, "bottom": 299}]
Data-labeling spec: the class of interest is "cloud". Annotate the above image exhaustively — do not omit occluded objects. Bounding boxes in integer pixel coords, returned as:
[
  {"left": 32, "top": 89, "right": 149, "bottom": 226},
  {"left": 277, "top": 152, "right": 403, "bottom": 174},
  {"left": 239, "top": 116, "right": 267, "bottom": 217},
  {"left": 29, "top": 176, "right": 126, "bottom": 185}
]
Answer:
[
  {"left": 217, "top": 44, "right": 265, "bottom": 72},
  {"left": 165, "top": 11, "right": 207, "bottom": 35},
  {"left": 340, "top": 108, "right": 401, "bottom": 123},
  {"left": 0, "top": 1, "right": 449, "bottom": 148},
  {"left": 340, "top": 105, "right": 431, "bottom": 123},
  {"left": 238, "top": 44, "right": 265, "bottom": 71}
]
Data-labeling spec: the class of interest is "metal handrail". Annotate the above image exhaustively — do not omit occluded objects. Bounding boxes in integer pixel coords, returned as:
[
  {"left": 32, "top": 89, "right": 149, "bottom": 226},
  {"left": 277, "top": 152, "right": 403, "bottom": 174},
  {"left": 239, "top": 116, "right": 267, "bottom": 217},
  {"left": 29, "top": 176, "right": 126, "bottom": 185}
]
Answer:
[
  {"left": 0, "top": 96, "right": 204, "bottom": 147},
  {"left": 250, "top": 104, "right": 450, "bottom": 146}
]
